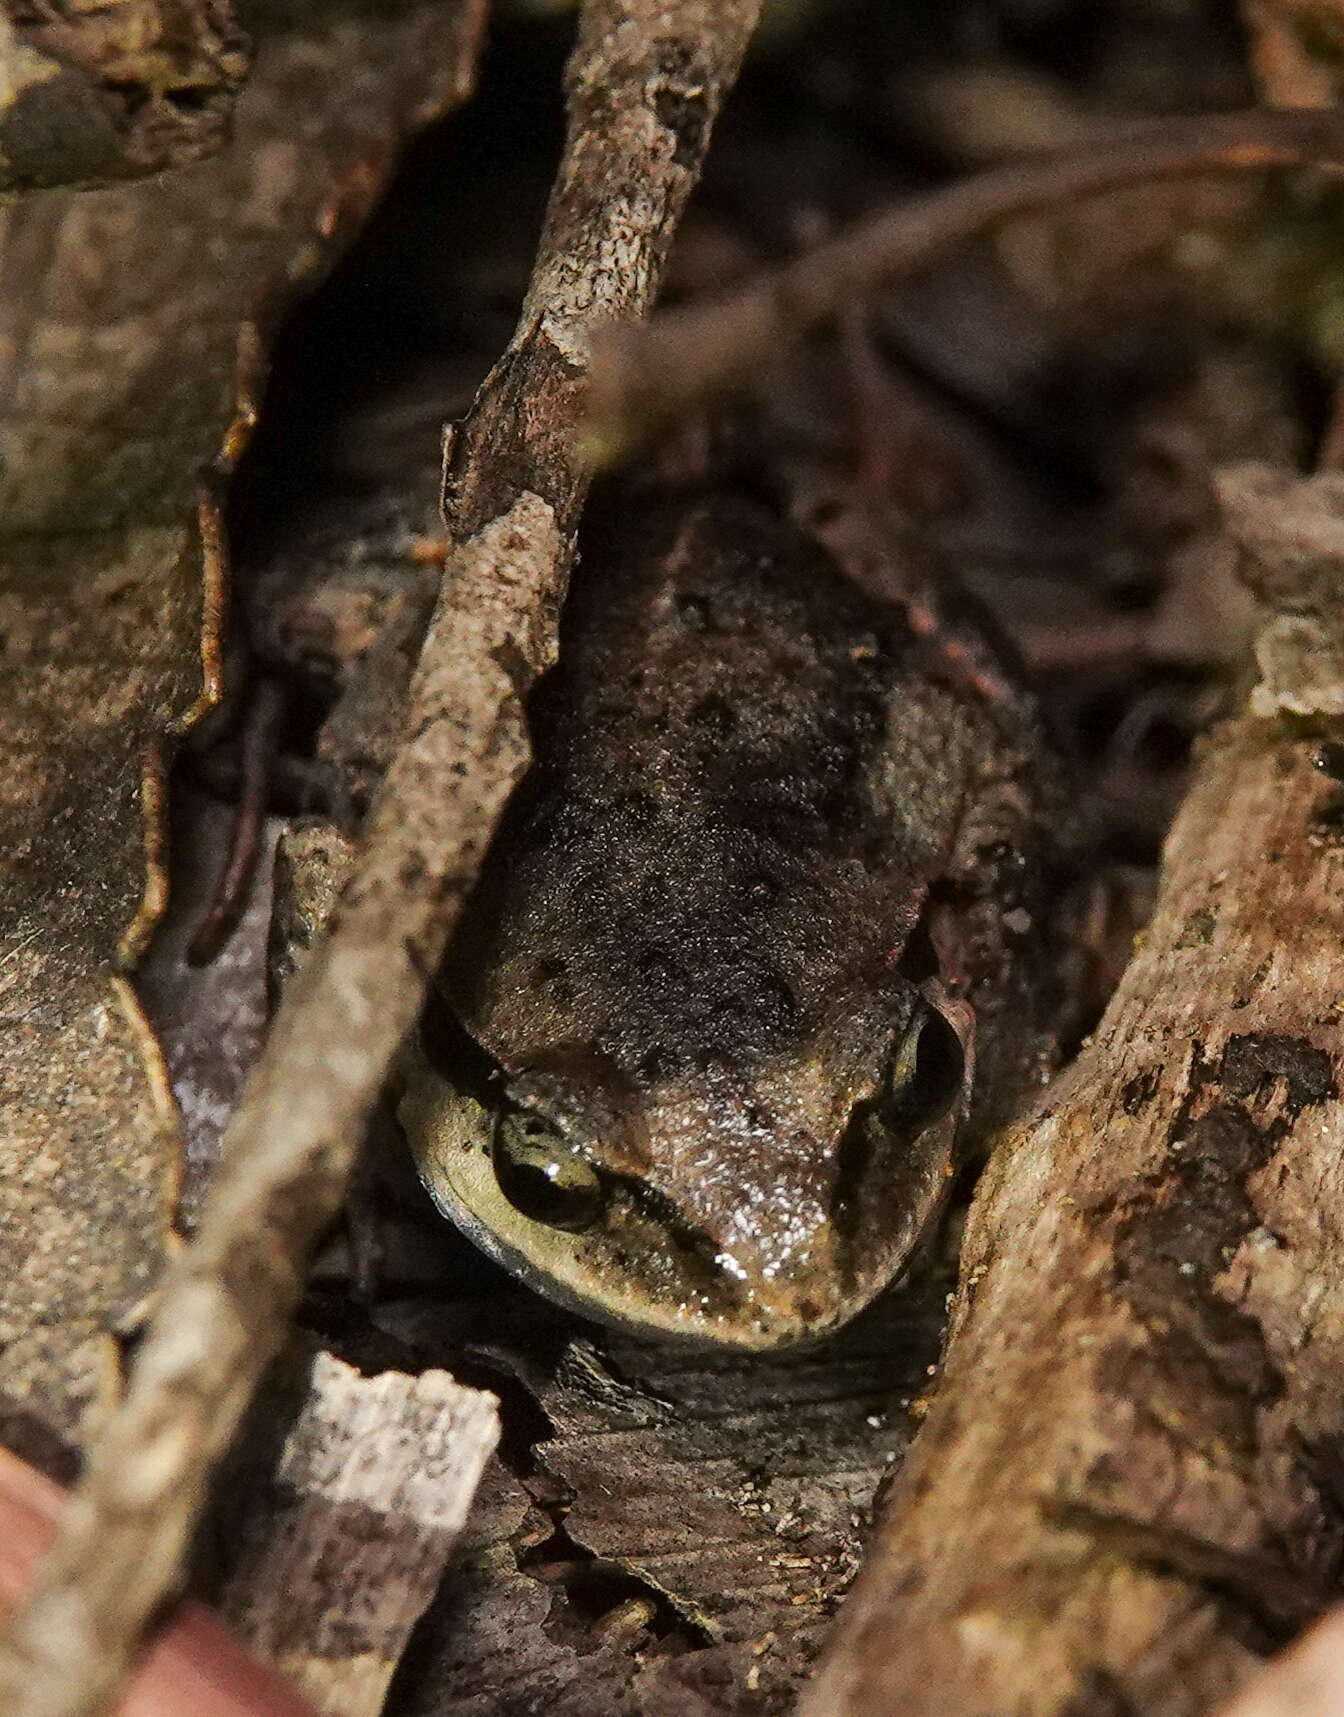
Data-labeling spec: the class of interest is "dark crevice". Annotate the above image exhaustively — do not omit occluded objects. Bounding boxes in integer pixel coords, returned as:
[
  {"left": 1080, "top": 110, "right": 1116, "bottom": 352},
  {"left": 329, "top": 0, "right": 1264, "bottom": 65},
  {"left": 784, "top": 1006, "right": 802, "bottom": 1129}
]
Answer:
[
  {"left": 226, "top": 16, "right": 568, "bottom": 559},
  {"left": 449, "top": 1357, "right": 558, "bottom": 1481},
  {"left": 518, "top": 1515, "right": 714, "bottom": 1654}
]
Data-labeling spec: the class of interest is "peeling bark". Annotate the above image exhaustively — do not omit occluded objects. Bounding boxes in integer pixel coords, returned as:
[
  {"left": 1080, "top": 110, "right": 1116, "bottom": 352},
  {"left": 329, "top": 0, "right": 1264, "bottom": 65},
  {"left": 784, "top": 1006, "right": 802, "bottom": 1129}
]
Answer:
[{"left": 0, "top": 0, "right": 485, "bottom": 1470}]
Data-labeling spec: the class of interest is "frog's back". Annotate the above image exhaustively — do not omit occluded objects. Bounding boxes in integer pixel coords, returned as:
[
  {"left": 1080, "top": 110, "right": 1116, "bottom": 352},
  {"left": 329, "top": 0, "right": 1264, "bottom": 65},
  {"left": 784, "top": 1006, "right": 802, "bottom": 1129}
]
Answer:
[{"left": 451, "top": 492, "right": 1059, "bottom": 1116}]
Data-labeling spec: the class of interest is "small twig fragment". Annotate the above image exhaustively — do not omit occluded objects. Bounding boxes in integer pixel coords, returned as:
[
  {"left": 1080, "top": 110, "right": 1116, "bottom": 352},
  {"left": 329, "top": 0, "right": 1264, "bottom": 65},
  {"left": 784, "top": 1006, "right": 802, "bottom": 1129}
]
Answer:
[
  {"left": 188, "top": 678, "right": 287, "bottom": 966},
  {"left": 218, "top": 1354, "right": 499, "bottom": 1717}
]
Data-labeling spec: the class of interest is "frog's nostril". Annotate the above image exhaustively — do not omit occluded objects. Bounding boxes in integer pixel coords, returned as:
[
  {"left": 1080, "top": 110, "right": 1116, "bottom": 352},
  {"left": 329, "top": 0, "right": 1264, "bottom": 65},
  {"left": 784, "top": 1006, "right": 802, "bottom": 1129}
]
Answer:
[{"left": 492, "top": 1108, "right": 605, "bottom": 1233}]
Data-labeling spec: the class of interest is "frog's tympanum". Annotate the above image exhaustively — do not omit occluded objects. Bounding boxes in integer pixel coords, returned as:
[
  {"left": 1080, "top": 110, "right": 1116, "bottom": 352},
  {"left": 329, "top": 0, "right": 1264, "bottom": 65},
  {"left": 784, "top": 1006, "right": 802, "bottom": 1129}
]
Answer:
[{"left": 400, "top": 494, "right": 1064, "bottom": 1348}]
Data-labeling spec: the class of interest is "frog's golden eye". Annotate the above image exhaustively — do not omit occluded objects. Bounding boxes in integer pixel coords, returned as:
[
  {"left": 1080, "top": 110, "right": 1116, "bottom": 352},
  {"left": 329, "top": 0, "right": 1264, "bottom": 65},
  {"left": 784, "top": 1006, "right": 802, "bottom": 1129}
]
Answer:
[
  {"left": 492, "top": 1109, "right": 604, "bottom": 1233},
  {"left": 885, "top": 1004, "right": 964, "bottom": 1132}
]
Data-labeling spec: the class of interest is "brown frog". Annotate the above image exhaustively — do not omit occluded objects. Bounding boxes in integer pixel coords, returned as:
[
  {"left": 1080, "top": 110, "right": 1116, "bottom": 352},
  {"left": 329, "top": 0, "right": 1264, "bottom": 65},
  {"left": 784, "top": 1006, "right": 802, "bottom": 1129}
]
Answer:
[{"left": 399, "top": 491, "right": 1067, "bottom": 1348}]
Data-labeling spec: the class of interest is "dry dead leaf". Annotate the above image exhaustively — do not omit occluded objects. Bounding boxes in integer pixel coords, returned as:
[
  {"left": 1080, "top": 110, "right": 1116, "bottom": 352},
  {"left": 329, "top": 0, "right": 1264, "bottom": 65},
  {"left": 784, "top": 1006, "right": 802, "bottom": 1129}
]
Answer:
[{"left": 0, "top": 0, "right": 486, "bottom": 1467}]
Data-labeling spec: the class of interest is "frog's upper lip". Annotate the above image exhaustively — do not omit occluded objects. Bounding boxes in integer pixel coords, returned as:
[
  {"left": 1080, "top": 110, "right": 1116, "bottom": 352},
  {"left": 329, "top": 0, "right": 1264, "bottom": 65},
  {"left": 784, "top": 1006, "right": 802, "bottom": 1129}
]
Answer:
[
  {"left": 534, "top": 1250, "right": 863, "bottom": 1350},
  {"left": 518, "top": 1208, "right": 879, "bottom": 1350}
]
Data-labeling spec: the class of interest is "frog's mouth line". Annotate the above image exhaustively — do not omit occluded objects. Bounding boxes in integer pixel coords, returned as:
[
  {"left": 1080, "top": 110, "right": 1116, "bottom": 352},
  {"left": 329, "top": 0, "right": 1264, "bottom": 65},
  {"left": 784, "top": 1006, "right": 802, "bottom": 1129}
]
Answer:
[{"left": 600, "top": 1167, "right": 734, "bottom": 1292}]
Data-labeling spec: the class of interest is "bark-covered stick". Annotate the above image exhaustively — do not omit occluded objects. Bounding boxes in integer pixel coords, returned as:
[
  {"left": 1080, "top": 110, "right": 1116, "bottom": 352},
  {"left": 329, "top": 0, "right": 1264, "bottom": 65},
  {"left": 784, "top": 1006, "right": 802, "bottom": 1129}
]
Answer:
[
  {"left": 586, "top": 108, "right": 1344, "bottom": 463},
  {"left": 0, "top": 6, "right": 759, "bottom": 1717},
  {"left": 217, "top": 1355, "right": 499, "bottom": 1717},
  {"left": 800, "top": 474, "right": 1344, "bottom": 1715}
]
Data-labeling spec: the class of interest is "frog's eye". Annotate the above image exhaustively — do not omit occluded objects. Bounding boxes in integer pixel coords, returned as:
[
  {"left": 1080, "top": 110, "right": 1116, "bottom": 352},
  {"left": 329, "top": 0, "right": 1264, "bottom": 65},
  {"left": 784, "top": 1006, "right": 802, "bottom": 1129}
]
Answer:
[
  {"left": 492, "top": 1109, "right": 604, "bottom": 1233},
  {"left": 885, "top": 1004, "right": 964, "bottom": 1131}
]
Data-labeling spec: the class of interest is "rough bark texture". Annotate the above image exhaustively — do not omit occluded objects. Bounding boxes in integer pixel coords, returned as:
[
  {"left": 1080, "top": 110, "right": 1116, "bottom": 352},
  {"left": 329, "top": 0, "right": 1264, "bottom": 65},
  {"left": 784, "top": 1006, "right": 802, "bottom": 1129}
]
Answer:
[
  {"left": 217, "top": 1353, "right": 498, "bottom": 1717},
  {"left": 0, "top": 7, "right": 759, "bottom": 1716},
  {"left": 800, "top": 710, "right": 1344, "bottom": 1716},
  {"left": 0, "top": 0, "right": 249, "bottom": 193}
]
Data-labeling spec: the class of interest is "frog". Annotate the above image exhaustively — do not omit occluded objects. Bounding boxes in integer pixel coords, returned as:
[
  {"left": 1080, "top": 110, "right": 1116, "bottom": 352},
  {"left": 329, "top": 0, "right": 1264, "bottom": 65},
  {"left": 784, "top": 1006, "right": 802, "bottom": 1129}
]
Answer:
[{"left": 398, "top": 489, "right": 1068, "bottom": 1349}]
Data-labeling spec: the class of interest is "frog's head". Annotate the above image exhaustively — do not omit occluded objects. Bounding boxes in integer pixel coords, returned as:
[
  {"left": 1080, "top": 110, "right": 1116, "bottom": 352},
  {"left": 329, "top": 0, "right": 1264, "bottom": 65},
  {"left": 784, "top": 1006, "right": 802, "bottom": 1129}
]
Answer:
[{"left": 400, "top": 981, "right": 969, "bottom": 1349}]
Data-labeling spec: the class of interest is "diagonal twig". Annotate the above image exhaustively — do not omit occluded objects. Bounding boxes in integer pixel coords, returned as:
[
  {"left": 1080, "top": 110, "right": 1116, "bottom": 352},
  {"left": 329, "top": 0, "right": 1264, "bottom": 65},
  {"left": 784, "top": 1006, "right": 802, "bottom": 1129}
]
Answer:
[
  {"left": 585, "top": 107, "right": 1344, "bottom": 462},
  {"left": 0, "top": 6, "right": 760, "bottom": 1715}
]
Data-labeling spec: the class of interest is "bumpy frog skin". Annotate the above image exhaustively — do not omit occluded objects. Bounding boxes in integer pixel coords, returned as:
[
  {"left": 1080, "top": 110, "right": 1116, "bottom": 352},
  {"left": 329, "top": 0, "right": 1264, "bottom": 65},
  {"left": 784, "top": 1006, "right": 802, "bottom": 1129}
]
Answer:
[{"left": 400, "top": 493, "right": 1060, "bottom": 1349}]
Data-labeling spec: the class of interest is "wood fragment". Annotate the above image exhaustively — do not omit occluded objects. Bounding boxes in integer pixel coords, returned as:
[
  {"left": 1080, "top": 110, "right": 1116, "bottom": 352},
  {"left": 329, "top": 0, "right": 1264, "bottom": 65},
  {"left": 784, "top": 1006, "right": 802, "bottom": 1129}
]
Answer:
[
  {"left": 799, "top": 481, "right": 1344, "bottom": 1715},
  {"left": 0, "top": 6, "right": 760, "bottom": 1715},
  {"left": 217, "top": 1353, "right": 498, "bottom": 1717},
  {"left": 585, "top": 108, "right": 1344, "bottom": 464}
]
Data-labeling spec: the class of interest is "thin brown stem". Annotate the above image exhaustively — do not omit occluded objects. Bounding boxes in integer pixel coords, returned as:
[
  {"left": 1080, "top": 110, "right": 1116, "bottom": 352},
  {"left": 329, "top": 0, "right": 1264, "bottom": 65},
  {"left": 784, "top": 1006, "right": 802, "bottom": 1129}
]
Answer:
[
  {"left": 587, "top": 108, "right": 1344, "bottom": 461},
  {"left": 187, "top": 678, "right": 287, "bottom": 966}
]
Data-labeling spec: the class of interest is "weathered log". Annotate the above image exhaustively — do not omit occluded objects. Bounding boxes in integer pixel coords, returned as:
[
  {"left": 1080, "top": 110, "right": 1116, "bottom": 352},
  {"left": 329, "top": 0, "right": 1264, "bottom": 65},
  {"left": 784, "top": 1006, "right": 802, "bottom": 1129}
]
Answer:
[{"left": 802, "top": 478, "right": 1344, "bottom": 1714}]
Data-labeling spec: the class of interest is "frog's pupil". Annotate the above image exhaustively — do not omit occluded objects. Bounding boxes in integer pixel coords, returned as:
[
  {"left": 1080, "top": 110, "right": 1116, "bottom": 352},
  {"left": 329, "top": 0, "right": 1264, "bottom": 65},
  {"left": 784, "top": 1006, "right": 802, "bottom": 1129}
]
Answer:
[{"left": 493, "top": 1111, "right": 604, "bottom": 1233}]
